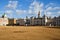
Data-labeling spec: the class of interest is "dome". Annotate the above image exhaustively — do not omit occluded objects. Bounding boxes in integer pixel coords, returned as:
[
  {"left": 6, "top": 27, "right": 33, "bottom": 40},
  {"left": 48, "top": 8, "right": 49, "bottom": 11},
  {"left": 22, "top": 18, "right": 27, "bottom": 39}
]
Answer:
[{"left": 2, "top": 13, "right": 7, "bottom": 18}]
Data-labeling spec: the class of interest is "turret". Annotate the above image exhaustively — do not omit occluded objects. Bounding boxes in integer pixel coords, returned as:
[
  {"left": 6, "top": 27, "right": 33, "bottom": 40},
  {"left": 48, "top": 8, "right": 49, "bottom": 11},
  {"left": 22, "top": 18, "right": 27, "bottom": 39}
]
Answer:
[
  {"left": 2, "top": 13, "right": 7, "bottom": 18},
  {"left": 43, "top": 14, "right": 48, "bottom": 26},
  {"left": 38, "top": 11, "right": 40, "bottom": 18}
]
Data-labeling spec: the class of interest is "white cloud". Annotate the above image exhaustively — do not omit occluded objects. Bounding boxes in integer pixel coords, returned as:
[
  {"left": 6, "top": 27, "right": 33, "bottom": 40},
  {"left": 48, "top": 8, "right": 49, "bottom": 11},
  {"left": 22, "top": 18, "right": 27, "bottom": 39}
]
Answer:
[
  {"left": 47, "top": 12, "right": 52, "bottom": 15},
  {"left": 58, "top": 11, "right": 60, "bottom": 14},
  {"left": 16, "top": 10, "right": 27, "bottom": 14},
  {"left": 29, "top": 6, "right": 33, "bottom": 9},
  {"left": 53, "top": 7, "right": 60, "bottom": 10},
  {"left": 4, "top": 0, "right": 60, "bottom": 18},
  {"left": 31, "top": 0, "right": 37, "bottom": 6},
  {"left": 45, "top": 6, "right": 60, "bottom": 11},
  {"left": 16, "top": 10, "right": 23, "bottom": 14},
  {"left": 5, "top": 0, "right": 44, "bottom": 16},
  {"left": 28, "top": 10, "right": 32, "bottom": 14},
  {"left": 40, "top": 3, "right": 44, "bottom": 9},
  {"left": 5, "top": 10, "right": 13, "bottom": 14},
  {"left": 46, "top": 12, "right": 52, "bottom": 16},
  {"left": 6, "top": 1, "right": 18, "bottom": 9},
  {"left": 45, "top": 3, "right": 54, "bottom": 8},
  {"left": 29, "top": 1, "right": 44, "bottom": 15},
  {"left": 45, "top": 2, "right": 60, "bottom": 11},
  {"left": 46, "top": 7, "right": 52, "bottom": 11},
  {"left": 44, "top": 3, "right": 60, "bottom": 17},
  {"left": 23, "top": 10, "right": 27, "bottom": 13}
]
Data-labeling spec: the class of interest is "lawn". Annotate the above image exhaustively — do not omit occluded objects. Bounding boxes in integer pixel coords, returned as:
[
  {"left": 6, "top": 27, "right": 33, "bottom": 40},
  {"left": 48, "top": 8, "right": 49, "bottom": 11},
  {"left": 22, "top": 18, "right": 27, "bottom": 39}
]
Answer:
[{"left": 0, "top": 26, "right": 60, "bottom": 40}]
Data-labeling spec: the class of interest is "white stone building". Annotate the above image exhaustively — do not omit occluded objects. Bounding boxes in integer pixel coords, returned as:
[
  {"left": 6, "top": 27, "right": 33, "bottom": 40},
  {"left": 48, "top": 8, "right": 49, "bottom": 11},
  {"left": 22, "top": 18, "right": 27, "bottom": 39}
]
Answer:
[
  {"left": 0, "top": 13, "right": 8, "bottom": 26},
  {"left": 16, "top": 19, "right": 25, "bottom": 26}
]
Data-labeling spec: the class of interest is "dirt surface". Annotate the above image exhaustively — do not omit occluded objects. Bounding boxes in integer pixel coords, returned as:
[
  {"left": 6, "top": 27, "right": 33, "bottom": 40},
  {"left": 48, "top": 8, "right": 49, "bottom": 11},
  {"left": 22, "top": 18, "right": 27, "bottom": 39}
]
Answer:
[{"left": 0, "top": 26, "right": 60, "bottom": 40}]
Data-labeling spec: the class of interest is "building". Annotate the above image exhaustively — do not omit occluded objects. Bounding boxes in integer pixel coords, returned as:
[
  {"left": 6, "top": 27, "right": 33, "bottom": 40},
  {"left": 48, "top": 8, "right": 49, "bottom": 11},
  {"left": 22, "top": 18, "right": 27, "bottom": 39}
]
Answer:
[
  {"left": 29, "top": 11, "right": 47, "bottom": 26},
  {"left": 16, "top": 11, "right": 48, "bottom": 26},
  {"left": 0, "top": 11, "right": 59, "bottom": 26},
  {"left": 52, "top": 16, "right": 60, "bottom": 26},
  {"left": 0, "top": 13, "right": 8, "bottom": 26},
  {"left": 7, "top": 18, "right": 16, "bottom": 26},
  {"left": 21, "top": 11, "right": 47, "bottom": 26},
  {"left": 16, "top": 19, "right": 25, "bottom": 26}
]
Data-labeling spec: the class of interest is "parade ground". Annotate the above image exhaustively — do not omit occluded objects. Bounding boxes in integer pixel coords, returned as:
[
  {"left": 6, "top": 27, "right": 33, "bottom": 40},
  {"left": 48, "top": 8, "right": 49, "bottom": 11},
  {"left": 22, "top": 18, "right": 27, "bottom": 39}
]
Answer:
[{"left": 0, "top": 26, "right": 60, "bottom": 40}]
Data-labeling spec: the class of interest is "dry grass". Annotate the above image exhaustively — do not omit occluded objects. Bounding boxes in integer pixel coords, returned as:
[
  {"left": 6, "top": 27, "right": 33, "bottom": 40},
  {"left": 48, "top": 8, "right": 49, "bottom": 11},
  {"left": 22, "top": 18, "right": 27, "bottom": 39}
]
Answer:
[{"left": 0, "top": 26, "right": 60, "bottom": 40}]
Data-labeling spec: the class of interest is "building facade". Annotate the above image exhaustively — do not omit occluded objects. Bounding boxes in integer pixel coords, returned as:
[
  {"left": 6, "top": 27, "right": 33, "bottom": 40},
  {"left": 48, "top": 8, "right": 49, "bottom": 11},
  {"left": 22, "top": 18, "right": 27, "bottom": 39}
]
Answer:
[
  {"left": 0, "top": 13, "right": 8, "bottom": 26},
  {"left": 0, "top": 12, "right": 60, "bottom": 26},
  {"left": 7, "top": 18, "right": 16, "bottom": 26},
  {"left": 16, "top": 11, "right": 60, "bottom": 26},
  {"left": 16, "top": 19, "right": 25, "bottom": 26},
  {"left": 18, "top": 11, "right": 48, "bottom": 26},
  {"left": 52, "top": 16, "right": 60, "bottom": 26}
]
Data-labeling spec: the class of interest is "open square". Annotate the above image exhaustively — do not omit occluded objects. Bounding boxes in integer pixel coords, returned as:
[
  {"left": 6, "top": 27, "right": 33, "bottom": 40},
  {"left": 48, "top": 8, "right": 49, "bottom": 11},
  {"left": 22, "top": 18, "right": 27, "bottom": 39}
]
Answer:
[{"left": 0, "top": 26, "right": 60, "bottom": 40}]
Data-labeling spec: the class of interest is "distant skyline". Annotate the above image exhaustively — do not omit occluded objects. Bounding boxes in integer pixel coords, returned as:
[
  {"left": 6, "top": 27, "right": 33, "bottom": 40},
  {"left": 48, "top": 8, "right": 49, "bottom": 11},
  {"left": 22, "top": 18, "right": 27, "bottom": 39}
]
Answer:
[{"left": 0, "top": 0, "right": 60, "bottom": 18}]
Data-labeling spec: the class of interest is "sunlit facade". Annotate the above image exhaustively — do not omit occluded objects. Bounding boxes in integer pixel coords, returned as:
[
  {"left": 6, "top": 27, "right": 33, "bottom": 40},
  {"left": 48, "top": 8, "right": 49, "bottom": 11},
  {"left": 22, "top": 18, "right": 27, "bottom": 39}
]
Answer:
[{"left": 0, "top": 13, "right": 8, "bottom": 26}]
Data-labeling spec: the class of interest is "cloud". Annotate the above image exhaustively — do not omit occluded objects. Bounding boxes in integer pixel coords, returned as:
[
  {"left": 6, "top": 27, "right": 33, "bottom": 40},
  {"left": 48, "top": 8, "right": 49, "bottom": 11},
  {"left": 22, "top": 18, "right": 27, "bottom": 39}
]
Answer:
[
  {"left": 5, "top": 10, "right": 13, "bottom": 14},
  {"left": 4, "top": 0, "right": 60, "bottom": 18},
  {"left": 58, "top": 11, "right": 60, "bottom": 14},
  {"left": 29, "top": 1, "right": 44, "bottom": 15},
  {"left": 53, "top": 7, "right": 60, "bottom": 10},
  {"left": 47, "top": 12, "right": 52, "bottom": 15},
  {"left": 5, "top": 0, "right": 44, "bottom": 16},
  {"left": 45, "top": 3, "right": 54, "bottom": 8},
  {"left": 6, "top": 1, "right": 18, "bottom": 9},
  {"left": 16, "top": 10, "right": 27, "bottom": 14},
  {"left": 45, "top": 2, "right": 60, "bottom": 11},
  {"left": 28, "top": 10, "right": 32, "bottom": 14},
  {"left": 46, "top": 7, "right": 52, "bottom": 11},
  {"left": 44, "top": 2, "right": 60, "bottom": 17},
  {"left": 29, "top": 1, "right": 60, "bottom": 17}
]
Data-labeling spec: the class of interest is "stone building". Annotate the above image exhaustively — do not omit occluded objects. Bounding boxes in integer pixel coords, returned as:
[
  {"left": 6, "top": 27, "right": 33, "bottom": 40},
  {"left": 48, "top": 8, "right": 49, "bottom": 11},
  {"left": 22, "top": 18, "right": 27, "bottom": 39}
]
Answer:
[
  {"left": 16, "top": 19, "right": 25, "bottom": 26},
  {"left": 26, "top": 11, "right": 48, "bottom": 26},
  {"left": 7, "top": 18, "right": 16, "bottom": 26},
  {"left": 52, "top": 16, "right": 60, "bottom": 26},
  {"left": 0, "top": 13, "right": 8, "bottom": 26}
]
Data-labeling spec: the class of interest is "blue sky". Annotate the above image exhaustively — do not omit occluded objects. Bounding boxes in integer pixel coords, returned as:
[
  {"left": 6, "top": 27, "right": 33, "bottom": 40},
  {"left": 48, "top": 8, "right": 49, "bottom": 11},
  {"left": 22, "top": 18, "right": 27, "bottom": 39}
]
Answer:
[{"left": 0, "top": 0, "right": 60, "bottom": 18}]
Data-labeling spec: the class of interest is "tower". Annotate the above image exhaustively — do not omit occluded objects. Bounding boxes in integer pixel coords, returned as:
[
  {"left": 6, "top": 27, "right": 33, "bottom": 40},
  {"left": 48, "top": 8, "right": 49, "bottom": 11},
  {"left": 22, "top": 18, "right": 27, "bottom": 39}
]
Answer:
[
  {"left": 38, "top": 11, "right": 40, "bottom": 18},
  {"left": 43, "top": 14, "right": 47, "bottom": 26},
  {"left": 26, "top": 16, "right": 28, "bottom": 19}
]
